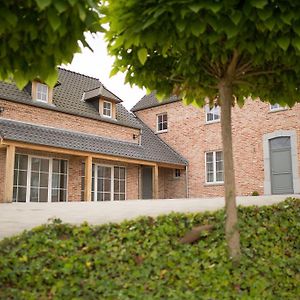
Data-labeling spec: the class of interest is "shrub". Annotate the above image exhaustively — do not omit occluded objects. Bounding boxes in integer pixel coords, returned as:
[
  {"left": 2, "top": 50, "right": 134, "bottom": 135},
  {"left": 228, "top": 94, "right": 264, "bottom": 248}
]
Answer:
[
  {"left": 0, "top": 198, "right": 299, "bottom": 299},
  {"left": 251, "top": 191, "right": 259, "bottom": 196}
]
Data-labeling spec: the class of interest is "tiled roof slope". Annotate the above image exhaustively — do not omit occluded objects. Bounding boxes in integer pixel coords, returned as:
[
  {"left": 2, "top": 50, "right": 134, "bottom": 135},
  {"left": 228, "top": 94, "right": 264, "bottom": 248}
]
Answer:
[
  {"left": 131, "top": 91, "right": 181, "bottom": 112},
  {"left": 0, "top": 119, "right": 187, "bottom": 166},
  {"left": 0, "top": 68, "right": 141, "bottom": 129},
  {"left": 83, "top": 86, "right": 122, "bottom": 103}
]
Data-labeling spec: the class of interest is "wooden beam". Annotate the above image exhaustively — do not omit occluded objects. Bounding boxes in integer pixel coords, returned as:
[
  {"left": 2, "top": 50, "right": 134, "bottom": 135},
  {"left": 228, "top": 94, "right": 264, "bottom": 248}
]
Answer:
[
  {"left": 4, "top": 145, "right": 15, "bottom": 202},
  {"left": 1, "top": 140, "right": 186, "bottom": 169},
  {"left": 84, "top": 156, "right": 92, "bottom": 201},
  {"left": 152, "top": 164, "right": 159, "bottom": 199}
]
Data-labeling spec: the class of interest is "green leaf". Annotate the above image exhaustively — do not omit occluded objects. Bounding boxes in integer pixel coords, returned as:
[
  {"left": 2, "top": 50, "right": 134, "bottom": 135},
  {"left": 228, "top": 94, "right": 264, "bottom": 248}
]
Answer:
[
  {"left": 188, "top": 4, "right": 204, "bottom": 13},
  {"left": 293, "top": 22, "right": 300, "bottom": 36},
  {"left": 257, "top": 9, "right": 272, "bottom": 21},
  {"left": 54, "top": 0, "right": 68, "bottom": 14},
  {"left": 48, "top": 9, "right": 61, "bottom": 31},
  {"left": 109, "top": 67, "right": 119, "bottom": 77},
  {"left": 45, "top": 70, "right": 58, "bottom": 87},
  {"left": 191, "top": 22, "right": 206, "bottom": 37},
  {"left": 176, "top": 20, "right": 186, "bottom": 32},
  {"left": 277, "top": 36, "right": 290, "bottom": 51},
  {"left": 137, "top": 48, "right": 148, "bottom": 65},
  {"left": 292, "top": 37, "right": 300, "bottom": 51},
  {"left": 35, "top": 0, "right": 52, "bottom": 10},
  {"left": 250, "top": 0, "right": 268, "bottom": 9},
  {"left": 230, "top": 11, "right": 242, "bottom": 25},
  {"left": 14, "top": 71, "right": 29, "bottom": 89}
]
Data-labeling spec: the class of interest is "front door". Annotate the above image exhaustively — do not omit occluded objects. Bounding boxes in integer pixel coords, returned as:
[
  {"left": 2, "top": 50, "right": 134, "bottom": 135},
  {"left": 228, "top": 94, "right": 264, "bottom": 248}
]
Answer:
[
  {"left": 142, "top": 167, "right": 153, "bottom": 199},
  {"left": 270, "top": 137, "right": 294, "bottom": 194}
]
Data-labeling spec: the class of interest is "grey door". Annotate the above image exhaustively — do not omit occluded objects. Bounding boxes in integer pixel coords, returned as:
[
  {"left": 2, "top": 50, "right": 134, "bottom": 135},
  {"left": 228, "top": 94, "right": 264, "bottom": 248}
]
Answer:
[
  {"left": 142, "top": 167, "right": 153, "bottom": 199},
  {"left": 270, "top": 137, "right": 294, "bottom": 194}
]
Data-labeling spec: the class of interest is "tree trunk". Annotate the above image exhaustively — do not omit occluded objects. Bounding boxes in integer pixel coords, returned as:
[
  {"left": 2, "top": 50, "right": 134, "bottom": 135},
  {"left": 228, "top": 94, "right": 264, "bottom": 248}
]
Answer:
[{"left": 219, "top": 79, "right": 241, "bottom": 264}]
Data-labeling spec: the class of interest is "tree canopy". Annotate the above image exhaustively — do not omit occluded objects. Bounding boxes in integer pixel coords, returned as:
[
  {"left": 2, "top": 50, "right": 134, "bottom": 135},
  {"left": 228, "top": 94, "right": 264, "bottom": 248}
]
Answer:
[
  {"left": 103, "top": 0, "right": 300, "bottom": 263},
  {"left": 103, "top": 0, "right": 300, "bottom": 107},
  {"left": 0, "top": 0, "right": 102, "bottom": 88}
]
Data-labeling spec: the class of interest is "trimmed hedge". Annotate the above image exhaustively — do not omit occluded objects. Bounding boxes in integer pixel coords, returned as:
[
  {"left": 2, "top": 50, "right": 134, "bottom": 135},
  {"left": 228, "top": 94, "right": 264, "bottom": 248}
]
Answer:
[{"left": 0, "top": 198, "right": 299, "bottom": 299}]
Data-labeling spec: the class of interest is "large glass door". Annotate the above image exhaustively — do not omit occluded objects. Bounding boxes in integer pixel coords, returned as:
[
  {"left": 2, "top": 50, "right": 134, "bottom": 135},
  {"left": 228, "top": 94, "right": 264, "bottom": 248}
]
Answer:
[
  {"left": 96, "top": 166, "right": 112, "bottom": 201},
  {"left": 30, "top": 157, "right": 49, "bottom": 202},
  {"left": 88, "top": 164, "right": 126, "bottom": 201},
  {"left": 13, "top": 154, "right": 68, "bottom": 202}
]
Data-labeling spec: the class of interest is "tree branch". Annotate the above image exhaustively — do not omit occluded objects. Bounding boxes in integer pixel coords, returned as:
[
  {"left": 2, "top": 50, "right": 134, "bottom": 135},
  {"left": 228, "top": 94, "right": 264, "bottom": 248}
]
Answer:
[
  {"left": 226, "top": 49, "right": 239, "bottom": 78},
  {"left": 239, "top": 70, "right": 278, "bottom": 78}
]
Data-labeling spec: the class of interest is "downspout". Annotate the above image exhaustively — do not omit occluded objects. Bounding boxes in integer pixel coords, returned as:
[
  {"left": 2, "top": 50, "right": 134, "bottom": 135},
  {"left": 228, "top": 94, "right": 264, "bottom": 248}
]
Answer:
[{"left": 185, "top": 165, "right": 189, "bottom": 198}]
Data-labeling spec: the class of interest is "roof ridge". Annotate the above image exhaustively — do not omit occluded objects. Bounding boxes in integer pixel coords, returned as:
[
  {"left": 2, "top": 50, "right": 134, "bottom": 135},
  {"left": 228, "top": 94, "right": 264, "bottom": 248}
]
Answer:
[
  {"left": 58, "top": 67, "right": 102, "bottom": 83},
  {"left": 138, "top": 118, "right": 188, "bottom": 165}
]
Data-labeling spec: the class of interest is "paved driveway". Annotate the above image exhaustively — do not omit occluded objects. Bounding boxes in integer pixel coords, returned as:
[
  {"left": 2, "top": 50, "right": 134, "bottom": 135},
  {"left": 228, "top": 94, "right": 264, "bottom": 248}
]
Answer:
[{"left": 0, "top": 194, "right": 298, "bottom": 239}]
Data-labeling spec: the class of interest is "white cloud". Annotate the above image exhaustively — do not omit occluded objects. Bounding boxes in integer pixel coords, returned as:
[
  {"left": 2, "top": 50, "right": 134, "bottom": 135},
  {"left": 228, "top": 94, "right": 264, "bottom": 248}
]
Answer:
[{"left": 62, "top": 33, "right": 145, "bottom": 110}]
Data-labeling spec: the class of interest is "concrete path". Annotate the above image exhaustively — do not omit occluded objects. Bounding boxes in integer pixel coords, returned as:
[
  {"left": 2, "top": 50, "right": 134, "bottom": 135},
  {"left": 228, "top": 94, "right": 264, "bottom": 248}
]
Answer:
[{"left": 0, "top": 194, "right": 298, "bottom": 240}]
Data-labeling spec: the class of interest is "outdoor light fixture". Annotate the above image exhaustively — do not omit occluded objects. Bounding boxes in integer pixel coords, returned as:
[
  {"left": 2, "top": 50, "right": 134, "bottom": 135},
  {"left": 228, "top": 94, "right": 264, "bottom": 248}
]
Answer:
[{"left": 0, "top": 107, "right": 4, "bottom": 113}]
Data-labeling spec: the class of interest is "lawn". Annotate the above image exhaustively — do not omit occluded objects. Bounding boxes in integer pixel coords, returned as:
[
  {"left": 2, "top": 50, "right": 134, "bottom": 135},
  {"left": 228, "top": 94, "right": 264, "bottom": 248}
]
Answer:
[{"left": 0, "top": 198, "right": 299, "bottom": 299}]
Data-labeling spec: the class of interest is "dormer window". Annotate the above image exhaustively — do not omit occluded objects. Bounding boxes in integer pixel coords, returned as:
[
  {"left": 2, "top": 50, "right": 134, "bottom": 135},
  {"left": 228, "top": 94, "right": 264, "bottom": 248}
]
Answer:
[
  {"left": 36, "top": 83, "right": 48, "bottom": 102},
  {"left": 103, "top": 101, "right": 112, "bottom": 118}
]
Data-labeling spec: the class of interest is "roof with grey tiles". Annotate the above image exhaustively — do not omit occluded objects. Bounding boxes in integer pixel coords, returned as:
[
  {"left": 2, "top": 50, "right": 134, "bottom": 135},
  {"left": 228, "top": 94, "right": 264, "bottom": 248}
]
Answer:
[
  {"left": 131, "top": 91, "right": 181, "bottom": 112},
  {"left": 83, "top": 86, "right": 122, "bottom": 103},
  {"left": 0, "top": 68, "right": 140, "bottom": 129},
  {"left": 0, "top": 119, "right": 187, "bottom": 166}
]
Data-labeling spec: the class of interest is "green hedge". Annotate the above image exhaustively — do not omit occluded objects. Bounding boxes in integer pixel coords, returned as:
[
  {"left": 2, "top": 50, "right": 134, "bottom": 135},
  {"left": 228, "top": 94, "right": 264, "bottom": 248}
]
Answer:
[{"left": 0, "top": 198, "right": 299, "bottom": 299}]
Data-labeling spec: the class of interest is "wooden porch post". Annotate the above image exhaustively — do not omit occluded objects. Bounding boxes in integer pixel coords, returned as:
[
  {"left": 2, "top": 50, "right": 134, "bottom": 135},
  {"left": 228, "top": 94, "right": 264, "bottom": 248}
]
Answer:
[
  {"left": 84, "top": 156, "right": 92, "bottom": 201},
  {"left": 4, "top": 145, "right": 15, "bottom": 202},
  {"left": 152, "top": 164, "right": 159, "bottom": 199}
]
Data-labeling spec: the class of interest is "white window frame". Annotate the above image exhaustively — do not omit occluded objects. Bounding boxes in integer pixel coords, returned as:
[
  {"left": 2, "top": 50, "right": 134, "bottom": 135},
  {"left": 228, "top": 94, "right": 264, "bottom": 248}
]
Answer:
[
  {"left": 205, "top": 151, "right": 224, "bottom": 184},
  {"left": 14, "top": 154, "right": 68, "bottom": 203},
  {"left": 269, "top": 103, "right": 287, "bottom": 112},
  {"left": 82, "top": 162, "right": 126, "bottom": 201},
  {"left": 205, "top": 105, "right": 220, "bottom": 124},
  {"left": 156, "top": 113, "right": 168, "bottom": 133},
  {"left": 103, "top": 101, "right": 112, "bottom": 118},
  {"left": 36, "top": 83, "right": 49, "bottom": 103}
]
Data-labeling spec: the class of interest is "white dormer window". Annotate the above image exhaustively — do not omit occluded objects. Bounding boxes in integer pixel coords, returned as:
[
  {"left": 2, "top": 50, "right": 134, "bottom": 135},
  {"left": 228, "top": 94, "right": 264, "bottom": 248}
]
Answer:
[
  {"left": 36, "top": 83, "right": 48, "bottom": 102},
  {"left": 205, "top": 105, "right": 220, "bottom": 124},
  {"left": 103, "top": 101, "right": 112, "bottom": 118}
]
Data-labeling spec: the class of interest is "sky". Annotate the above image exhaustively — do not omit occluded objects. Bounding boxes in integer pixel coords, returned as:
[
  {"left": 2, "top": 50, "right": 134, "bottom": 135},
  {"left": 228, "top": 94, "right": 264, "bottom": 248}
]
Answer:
[{"left": 63, "top": 33, "right": 145, "bottom": 110}]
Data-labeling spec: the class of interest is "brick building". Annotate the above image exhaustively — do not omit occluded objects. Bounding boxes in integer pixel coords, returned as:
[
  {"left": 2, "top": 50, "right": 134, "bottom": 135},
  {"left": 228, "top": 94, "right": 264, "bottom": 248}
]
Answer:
[
  {"left": 132, "top": 92, "right": 300, "bottom": 198},
  {"left": 0, "top": 69, "right": 299, "bottom": 203}
]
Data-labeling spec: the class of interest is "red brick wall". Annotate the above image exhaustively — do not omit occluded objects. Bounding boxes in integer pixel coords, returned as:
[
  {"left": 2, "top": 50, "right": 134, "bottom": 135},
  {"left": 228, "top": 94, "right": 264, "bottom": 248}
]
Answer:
[
  {"left": 163, "top": 168, "right": 187, "bottom": 199},
  {"left": 135, "top": 99, "right": 300, "bottom": 197},
  {"left": 127, "top": 165, "right": 139, "bottom": 200},
  {"left": 0, "top": 148, "right": 6, "bottom": 202},
  {"left": 0, "top": 99, "right": 140, "bottom": 144},
  {"left": 68, "top": 156, "right": 82, "bottom": 201}
]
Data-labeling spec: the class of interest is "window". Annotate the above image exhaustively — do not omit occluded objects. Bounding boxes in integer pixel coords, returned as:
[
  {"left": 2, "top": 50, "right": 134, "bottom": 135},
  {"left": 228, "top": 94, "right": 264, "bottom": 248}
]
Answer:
[
  {"left": 51, "top": 159, "right": 68, "bottom": 202},
  {"left": 270, "top": 103, "right": 286, "bottom": 112},
  {"left": 36, "top": 83, "right": 48, "bottom": 102},
  {"left": 13, "top": 154, "right": 28, "bottom": 202},
  {"left": 205, "top": 105, "right": 220, "bottom": 123},
  {"left": 205, "top": 151, "right": 224, "bottom": 184},
  {"left": 103, "top": 101, "right": 112, "bottom": 117},
  {"left": 81, "top": 164, "right": 126, "bottom": 201},
  {"left": 13, "top": 154, "right": 68, "bottom": 202},
  {"left": 174, "top": 169, "right": 181, "bottom": 178},
  {"left": 157, "top": 113, "right": 168, "bottom": 132},
  {"left": 114, "top": 167, "right": 126, "bottom": 200}
]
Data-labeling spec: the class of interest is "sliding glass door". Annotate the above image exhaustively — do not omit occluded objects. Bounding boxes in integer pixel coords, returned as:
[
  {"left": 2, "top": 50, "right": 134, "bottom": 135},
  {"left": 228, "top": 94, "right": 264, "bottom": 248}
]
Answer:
[
  {"left": 81, "top": 163, "right": 126, "bottom": 201},
  {"left": 13, "top": 154, "right": 68, "bottom": 203}
]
